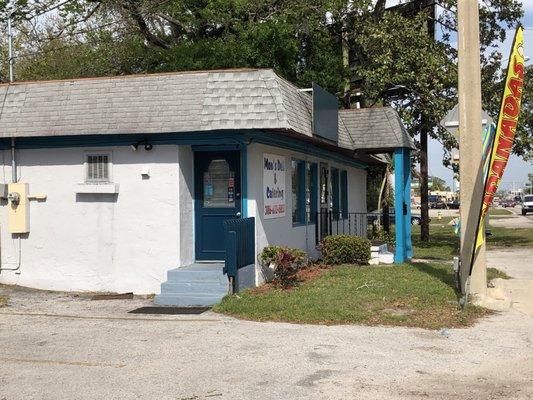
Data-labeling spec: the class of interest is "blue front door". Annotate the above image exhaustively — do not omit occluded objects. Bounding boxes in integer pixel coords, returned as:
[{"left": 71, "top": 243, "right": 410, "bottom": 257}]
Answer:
[{"left": 194, "top": 151, "right": 242, "bottom": 260}]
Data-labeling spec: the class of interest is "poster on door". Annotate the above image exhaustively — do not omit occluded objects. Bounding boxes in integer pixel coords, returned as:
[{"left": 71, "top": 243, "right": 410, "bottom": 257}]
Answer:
[{"left": 263, "top": 153, "right": 286, "bottom": 219}]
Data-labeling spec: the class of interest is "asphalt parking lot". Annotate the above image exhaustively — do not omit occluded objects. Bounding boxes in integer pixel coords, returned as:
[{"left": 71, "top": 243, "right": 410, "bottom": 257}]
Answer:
[{"left": 1, "top": 248, "right": 532, "bottom": 400}]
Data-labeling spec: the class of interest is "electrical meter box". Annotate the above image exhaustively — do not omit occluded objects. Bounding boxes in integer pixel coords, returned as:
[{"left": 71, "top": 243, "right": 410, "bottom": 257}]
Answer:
[{"left": 8, "top": 182, "right": 30, "bottom": 234}]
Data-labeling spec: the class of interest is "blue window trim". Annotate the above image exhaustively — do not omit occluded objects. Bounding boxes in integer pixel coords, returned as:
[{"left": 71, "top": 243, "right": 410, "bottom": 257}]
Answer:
[
  {"left": 308, "top": 163, "right": 318, "bottom": 224},
  {"left": 340, "top": 170, "right": 348, "bottom": 219},
  {"left": 331, "top": 167, "right": 340, "bottom": 219},
  {"left": 292, "top": 158, "right": 306, "bottom": 226}
]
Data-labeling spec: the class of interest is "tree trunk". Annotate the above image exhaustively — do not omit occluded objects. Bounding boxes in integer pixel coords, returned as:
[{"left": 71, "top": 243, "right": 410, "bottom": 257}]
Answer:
[
  {"left": 420, "top": 119, "right": 430, "bottom": 242},
  {"left": 382, "top": 167, "right": 390, "bottom": 233},
  {"left": 382, "top": 203, "right": 390, "bottom": 233},
  {"left": 341, "top": 28, "right": 350, "bottom": 108}
]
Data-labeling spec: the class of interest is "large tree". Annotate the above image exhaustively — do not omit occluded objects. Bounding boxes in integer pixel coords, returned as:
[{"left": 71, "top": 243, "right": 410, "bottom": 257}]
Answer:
[
  {"left": 342, "top": 0, "right": 525, "bottom": 241},
  {"left": 1, "top": 0, "right": 344, "bottom": 86},
  {"left": 1, "top": 0, "right": 530, "bottom": 239}
]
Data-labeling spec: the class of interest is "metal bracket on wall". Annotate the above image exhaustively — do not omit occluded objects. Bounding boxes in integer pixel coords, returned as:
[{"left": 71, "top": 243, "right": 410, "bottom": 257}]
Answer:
[{"left": 27, "top": 194, "right": 47, "bottom": 201}]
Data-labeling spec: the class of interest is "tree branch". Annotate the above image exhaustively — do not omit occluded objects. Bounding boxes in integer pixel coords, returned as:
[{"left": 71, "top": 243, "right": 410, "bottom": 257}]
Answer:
[
  {"left": 122, "top": 0, "right": 171, "bottom": 49},
  {"left": 51, "top": 2, "right": 102, "bottom": 39},
  {"left": 373, "top": 0, "right": 387, "bottom": 21}
]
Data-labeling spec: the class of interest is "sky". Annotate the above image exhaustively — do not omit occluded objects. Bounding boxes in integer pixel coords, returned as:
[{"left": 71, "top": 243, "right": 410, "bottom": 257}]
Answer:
[{"left": 421, "top": 1, "right": 533, "bottom": 191}]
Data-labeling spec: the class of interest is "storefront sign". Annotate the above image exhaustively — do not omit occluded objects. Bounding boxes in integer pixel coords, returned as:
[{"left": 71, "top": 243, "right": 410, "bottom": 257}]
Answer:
[{"left": 263, "top": 153, "right": 286, "bottom": 218}]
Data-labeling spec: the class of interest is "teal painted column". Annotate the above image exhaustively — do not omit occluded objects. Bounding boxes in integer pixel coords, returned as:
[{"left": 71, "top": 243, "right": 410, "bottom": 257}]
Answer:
[
  {"left": 403, "top": 149, "right": 413, "bottom": 259},
  {"left": 394, "top": 148, "right": 406, "bottom": 263}
]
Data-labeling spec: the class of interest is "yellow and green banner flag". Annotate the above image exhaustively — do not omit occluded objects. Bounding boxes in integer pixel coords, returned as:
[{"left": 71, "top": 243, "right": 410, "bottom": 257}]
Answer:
[{"left": 470, "top": 26, "right": 525, "bottom": 271}]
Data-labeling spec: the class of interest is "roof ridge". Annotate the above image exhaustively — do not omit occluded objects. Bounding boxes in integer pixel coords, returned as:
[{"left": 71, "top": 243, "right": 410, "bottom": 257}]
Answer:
[
  {"left": 256, "top": 70, "right": 288, "bottom": 127},
  {"left": 381, "top": 107, "right": 403, "bottom": 146},
  {"left": 0, "top": 68, "right": 270, "bottom": 87},
  {"left": 269, "top": 74, "right": 299, "bottom": 130},
  {"left": 338, "top": 109, "right": 357, "bottom": 149},
  {"left": 339, "top": 107, "right": 381, "bottom": 112}
]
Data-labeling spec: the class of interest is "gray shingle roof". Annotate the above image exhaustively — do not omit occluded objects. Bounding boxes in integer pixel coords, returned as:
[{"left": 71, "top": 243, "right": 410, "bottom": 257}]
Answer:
[
  {"left": 339, "top": 107, "right": 415, "bottom": 152},
  {"left": 0, "top": 68, "right": 411, "bottom": 155},
  {"left": 0, "top": 69, "right": 314, "bottom": 138}
]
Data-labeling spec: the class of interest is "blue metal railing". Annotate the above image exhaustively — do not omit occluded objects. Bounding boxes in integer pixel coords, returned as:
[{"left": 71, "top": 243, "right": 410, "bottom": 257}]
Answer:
[
  {"left": 223, "top": 217, "right": 255, "bottom": 291},
  {"left": 315, "top": 211, "right": 372, "bottom": 245}
]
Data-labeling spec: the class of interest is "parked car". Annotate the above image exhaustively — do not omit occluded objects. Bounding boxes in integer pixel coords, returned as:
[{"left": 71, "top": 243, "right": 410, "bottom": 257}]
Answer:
[
  {"left": 428, "top": 195, "right": 446, "bottom": 209},
  {"left": 369, "top": 208, "right": 428, "bottom": 226},
  {"left": 501, "top": 199, "right": 517, "bottom": 208},
  {"left": 522, "top": 195, "right": 533, "bottom": 215},
  {"left": 446, "top": 200, "right": 460, "bottom": 209}
]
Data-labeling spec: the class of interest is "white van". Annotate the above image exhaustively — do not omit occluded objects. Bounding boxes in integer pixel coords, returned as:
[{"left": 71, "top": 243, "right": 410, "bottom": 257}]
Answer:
[{"left": 522, "top": 195, "right": 533, "bottom": 215}]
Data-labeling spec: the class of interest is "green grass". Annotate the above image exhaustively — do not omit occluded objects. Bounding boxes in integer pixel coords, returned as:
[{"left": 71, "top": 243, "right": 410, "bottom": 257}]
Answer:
[
  {"left": 214, "top": 263, "right": 490, "bottom": 329},
  {"left": 487, "top": 226, "right": 533, "bottom": 248},
  {"left": 214, "top": 215, "right": 528, "bottom": 328},
  {"left": 427, "top": 208, "right": 510, "bottom": 223},
  {"left": 411, "top": 224, "right": 533, "bottom": 261},
  {"left": 487, "top": 267, "right": 511, "bottom": 281},
  {"left": 430, "top": 216, "right": 455, "bottom": 225},
  {"left": 489, "top": 208, "right": 513, "bottom": 216},
  {"left": 412, "top": 224, "right": 459, "bottom": 260}
]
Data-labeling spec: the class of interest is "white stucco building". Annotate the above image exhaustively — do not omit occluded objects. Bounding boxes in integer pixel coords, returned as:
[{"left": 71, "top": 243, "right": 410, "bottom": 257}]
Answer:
[{"left": 0, "top": 69, "right": 413, "bottom": 306}]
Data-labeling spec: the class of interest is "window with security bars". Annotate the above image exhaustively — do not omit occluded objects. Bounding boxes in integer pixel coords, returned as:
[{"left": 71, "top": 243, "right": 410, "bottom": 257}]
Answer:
[{"left": 86, "top": 154, "right": 110, "bottom": 183}]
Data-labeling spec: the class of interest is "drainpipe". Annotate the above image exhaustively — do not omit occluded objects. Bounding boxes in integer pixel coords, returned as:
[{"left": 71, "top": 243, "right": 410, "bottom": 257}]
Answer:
[
  {"left": 0, "top": 138, "right": 21, "bottom": 273},
  {"left": 11, "top": 137, "right": 17, "bottom": 183}
]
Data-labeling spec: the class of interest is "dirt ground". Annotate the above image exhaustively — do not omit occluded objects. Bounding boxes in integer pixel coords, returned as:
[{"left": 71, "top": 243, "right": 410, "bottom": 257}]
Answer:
[{"left": 0, "top": 249, "right": 532, "bottom": 400}]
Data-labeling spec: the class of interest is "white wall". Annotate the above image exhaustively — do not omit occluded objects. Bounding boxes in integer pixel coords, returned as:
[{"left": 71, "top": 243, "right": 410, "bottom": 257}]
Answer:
[
  {"left": 0, "top": 145, "right": 181, "bottom": 294},
  {"left": 0, "top": 142, "right": 367, "bottom": 293},
  {"left": 177, "top": 146, "right": 195, "bottom": 267},
  {"left": 247, "top": 143, "right": 367, "bottom": 283}
]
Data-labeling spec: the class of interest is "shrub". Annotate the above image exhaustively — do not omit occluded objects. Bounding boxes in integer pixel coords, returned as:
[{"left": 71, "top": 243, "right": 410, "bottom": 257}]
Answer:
[
  {"left": 368, "top": 225, "right": 395, "bottom": 246},
  {"left": 259, "top": 245, "right": 284, "bottom": 266},
  {"left": 259, "top": 245, "right": 307, "bottom": 267},
  {"left": 273, "top": 248, "right": 300, "bottom": 287},
  {"left": 259, "top": 245, "right": 308, "bottom": 287},
  {"left": 320, "top": 235, "right": 371, "bottom": 265}
]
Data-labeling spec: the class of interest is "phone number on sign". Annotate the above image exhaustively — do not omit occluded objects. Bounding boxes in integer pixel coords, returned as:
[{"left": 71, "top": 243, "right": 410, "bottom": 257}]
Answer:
[{"left": 265, "top": 205, "right": 285, "bottom": 215}]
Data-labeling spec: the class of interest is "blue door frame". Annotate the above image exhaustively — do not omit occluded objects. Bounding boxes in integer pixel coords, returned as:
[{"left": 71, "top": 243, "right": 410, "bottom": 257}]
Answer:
[{"left": 194, "top": 150, "right": 242, "bottom": 261}]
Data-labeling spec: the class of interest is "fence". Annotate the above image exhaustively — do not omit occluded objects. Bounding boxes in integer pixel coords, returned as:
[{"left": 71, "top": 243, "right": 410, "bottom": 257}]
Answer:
[
  {"left": 315, "top": 211, "right": 383, "bottom": 245},
  {"left": 223, "top": 217, "right": 255, "bottom": 292}
]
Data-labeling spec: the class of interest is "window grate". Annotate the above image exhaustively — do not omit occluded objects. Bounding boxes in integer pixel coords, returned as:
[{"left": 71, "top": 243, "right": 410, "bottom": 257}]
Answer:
[{"left": 86, "top": 154, "right": 110, "bottom": 183}]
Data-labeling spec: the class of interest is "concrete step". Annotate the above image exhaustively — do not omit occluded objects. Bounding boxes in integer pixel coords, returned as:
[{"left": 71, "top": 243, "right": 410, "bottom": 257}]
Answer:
[
  {"left": 154, "top": 293, "right": 227, "bottom": 307},
  {"left": 156, "top": 263, "right": 228, "bottom": 307},
  {"left": 161, "top": 281, "right": 228, "bottom": 294},
  {"left": 166, "top": 268, "right": 226, "bottom": 283}
]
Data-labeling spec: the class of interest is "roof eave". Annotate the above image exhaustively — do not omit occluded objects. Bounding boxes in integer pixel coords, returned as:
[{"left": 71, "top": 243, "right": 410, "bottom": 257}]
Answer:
[{"left": 263, "top": 128, "right": 385, "bottom": 166}]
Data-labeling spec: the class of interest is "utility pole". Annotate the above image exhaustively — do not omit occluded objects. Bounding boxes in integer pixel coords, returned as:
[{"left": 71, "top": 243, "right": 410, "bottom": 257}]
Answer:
[
  {"left": 7, "top": 9, "right": 14, "bottom": 82},
  {"left": 457, "top": 0, "right": 487, "bottom": 299}
]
